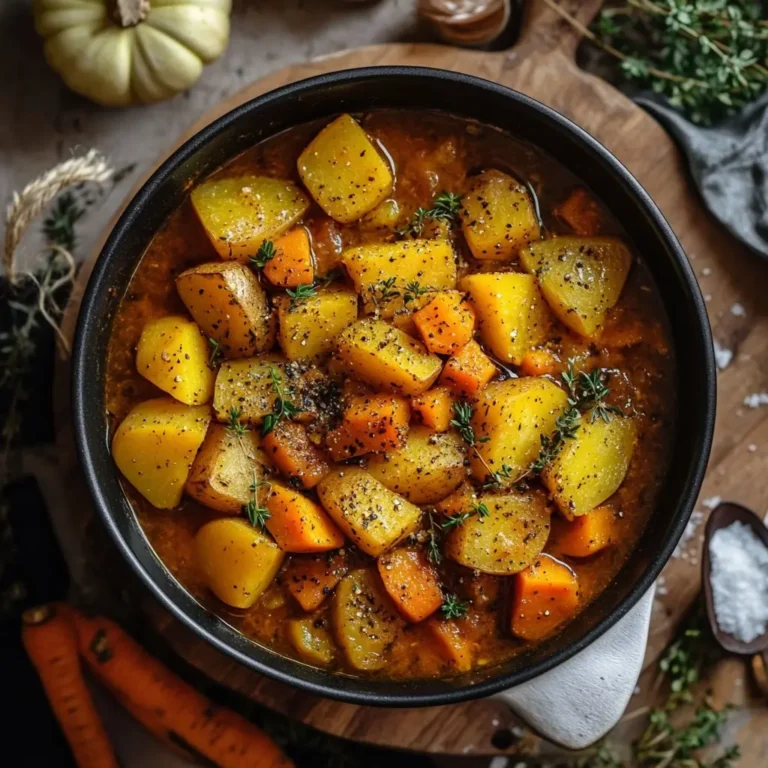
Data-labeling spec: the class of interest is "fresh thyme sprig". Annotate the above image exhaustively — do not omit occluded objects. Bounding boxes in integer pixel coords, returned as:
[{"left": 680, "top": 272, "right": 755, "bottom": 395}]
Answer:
[
  {"left": 530, "top": 406, "right": 581, "bottom": 474},
  {"left": 250, "top": 240, "right": 276, "bottom": 270},
  {"left": 286, "top": 283, "right": 317, "bottom": 309},
  {"left": 441, "top": 501, "right": 490, "bottom": 529},
  {"left": 208, "top": 337, "right": 222, "bottom": 369},
  {"left": 401, "top": 191, "right": 463, "bottom": 237},
  {"left": 244, "top": 472, "right": 271, "bottom": 529},
  {"left": 403, "top": 280, "right": 429, "bottom": 305},
  {"left": 261, "top": 366, "right": 301, "bottom": 436},
  {"left": 441, "top": 593, "right": 470, "bottom": 620},
  {"left": 564, "top": 363, "right": 623, "bottom": 423},
  {"left": 426, "top": 512, "right": 443, "bottom": 564},
  {"left": 370, "top": 277, "right": 401, "bottom": 309},
  {"left": 227, "top": 405, "right": 248, "bottom": 437}
]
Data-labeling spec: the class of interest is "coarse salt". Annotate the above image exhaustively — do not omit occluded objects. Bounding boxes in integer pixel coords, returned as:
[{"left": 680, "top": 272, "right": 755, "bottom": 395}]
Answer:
[
  {"left": 702, "top": 496, "right": 722, "bottom": 510},
  {"left": 730, "top": 302, "right": 746, "bottom": 317},
  {"left": 710, "top": 521, "right": 768, "bottom": 643},
  {"left": 744, "top": 392, "right": 768, "bottom": 409},
  {"left": 713, "top": 339, "right": 732, "bottom": 371}
]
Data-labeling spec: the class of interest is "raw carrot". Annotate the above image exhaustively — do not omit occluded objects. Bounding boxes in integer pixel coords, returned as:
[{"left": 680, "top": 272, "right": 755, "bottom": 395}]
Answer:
[
  {"left": 261, "top": 421, "right": 330, "bottom": 489},
  {"left": 283, "top": 550, "right": 348, "bottom": 612},
  {"left": 412, "top": 290, "right": 475, "bottom": 355},
  {"left": 70, "top": 608, "right": 293, "bottom": 768},
  {"left": 439, "top": 340, "right": 497, "bottom": 396},
  {"left": 411, "top": 387, "right": 454, "bottom": 432},
  {"left": 377, "top": 548, "right": 443, "bottom": 623},
  {"left": 22, "top": 604, "right": 119, "bottom": 768},
  {"left": 263, "top": 227, "right": 315, "bottom": 288}
]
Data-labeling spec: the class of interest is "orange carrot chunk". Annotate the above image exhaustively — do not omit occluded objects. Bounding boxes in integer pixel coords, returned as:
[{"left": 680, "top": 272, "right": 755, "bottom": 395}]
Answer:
[
  {"left": 326, "top": 393, "right": 410, "bottom": 461},
  {"left": 377, "top": 548, "right": 443, "bottom": 623},
  {"left": 22, "top": 604, "right": 120, "bottom": 768},
  {"left": 411, "top": 387, "right": 455, "bottom": 432},
  {"left": 554, "top": 188, "right": 602, "bottom": 237},
  {"left": 434, "top": 481, "right": 477, "bottom": 517},
  {"left": 426, "top": 618, "right": 473, "bottom": 672},
  {"left": 519, "top": 348, "right": 562, "bottom": 377},
  {"left": 439, "top": 339, "right": 497, "bottom": 396},
  {"left": 283, "top": 550, "right": 348, "bottom": 612},
  {"left": 265, "top": 483, "right": 345, "bottom": 553},
  {"left": 261, "top": 421, "right": 330, "bottom": 489},
  {"left": 70, "top": 608, "right": 293, "bottom": 768},
  {"left": 556, "top": 505, "right": 617, "bottom": 558},
  {"left": 263, "top": 227, "right": 315, "bottom": 288},
  {"left": 412, "top": 290, "right": 475, "bottom": 355},
  {"left": 510, "top": 554, "right": 579, "bottom": 641}
]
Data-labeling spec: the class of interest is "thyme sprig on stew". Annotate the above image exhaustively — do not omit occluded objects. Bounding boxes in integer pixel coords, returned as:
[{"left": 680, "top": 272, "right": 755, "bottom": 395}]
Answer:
[
  {"left": 403, "top": 280, "right": 429, "bottom": 305},
  {"left": 208, "top": 337, "right": 222, "bottom": 369},
  {"left": 401, "top": 191, "right": 463, "bottom": 237},
  {"left": 426, "top": 512, "right": 443, "bottom": 565},
  {"left": 441, "top": 593, "right": 470, "bottom": 620},
  {"left": 530, "top": 406, "right": 581, "bottom": 474},
  {"left": 226, "top": 405, "right": 248, "bottom": 437},
  {"left": 370, "top": 276, "right": 401, "bottom": 308},
  {"left": 441, "top": 501, "right": 490, "bottom": 529},
  {"left": 244, "top": 473, "right": 271, "bottom": 529},
  {"left": 261, "top": 366, "right": 301, "bottom": 437},
  {"left": 250, "top": 240, "right": 276, "bottom": 270},
  {"left": 286, "top": 283, "right": 317, "bottom": 309}
]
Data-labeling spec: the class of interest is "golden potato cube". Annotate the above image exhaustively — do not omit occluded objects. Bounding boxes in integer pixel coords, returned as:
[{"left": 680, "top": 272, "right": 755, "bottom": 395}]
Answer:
[
  {"left": 317, "top": 468, "right": 422, "bottom": 557},
  {"left": 445, "top": 490, "right": 551, "bottom": 575},
  {"left": 332, "top": 568, "right": 401, "bottom": 670},
  {"left": 176, "top": 261, "right": 275, "bottom": 358},
  {"left": 276, "top": 288, "right": 359, "bottom": 361},
  {"left": 212, "top": 356, "right": 288, "bottom": 426},
  {"left": 135, "top": 315, "right": 215, "bottom": 406},
  {"left": 287, "top": 618, "right": 335, "bottom": 666},
  {"left": 342, "top": 239, "right": 457, "bottom": 317},
  {"left": 470, "top": 378, "right": 569, "bottom": 485},
  {"left": 195, "top": 518, "right": 284, "bottom": 609},
  {"left": 190, "top": 175, "right": 309, "bottom": 261},
  {"left": 542, "top": 415, "right": 637, "bottom": 517},
  {"left": 519, "top": 236, "right": 632, "bottom": 338},
  {"left": 460, "top": 272, "right": 552, "bottom": 364},
  {"left": 112, "top": 398, "right": 211, "bottom": 509},
  {"left": 297, "top": 114, "right": 393, "bottom": 224},
  {"left": 366, "top": 426, "right": 466, "bottom": 505},
  {"left": 334, "top": 319, "right": 442, "bottom": 397},
  {"left": 185, "top": 423, "right": 263, "bottom": 514},
  {"left": 461, "top": 169, "right": 540, "bottom": 260}
]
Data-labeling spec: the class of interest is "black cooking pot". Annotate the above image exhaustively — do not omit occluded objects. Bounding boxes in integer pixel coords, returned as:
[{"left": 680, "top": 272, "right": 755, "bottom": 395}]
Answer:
[{"left": 72, "top": 68, "right": 716, "bottom": 707}]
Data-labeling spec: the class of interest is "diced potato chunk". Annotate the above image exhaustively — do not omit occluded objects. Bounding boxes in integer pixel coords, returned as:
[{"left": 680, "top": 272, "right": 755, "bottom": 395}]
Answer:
[
  {"left": 444, "top": 490, "right": 551, "bottom": 575},
  {"left": 195, "top": 518, "right": 284, "bottom": 609},
  {"left": 283, "top": 550, "right": 348, "bottom": 612},
  {"left": 176, "top": 262, "right": 275, "bottom": 358},
  {"left": 287, "top": 618, "right": 335, "bottom": 666},
  {"left": 112, "top": 398, "right": 211, "bottom": 509},
  {"left": 212, "top": 357, "right": 288, "bottom": 426},
  {"left": 317, "top": 468, "right": 422, "bottom": 557},
  {"left": 519, "top": 236, "right": 632, "bottom": 338},
  {"left": 135, "top": 315, "right": 215, "bottom": 405},
  {"left": 435, "top": 482, "right": 478, "bottom": 517},
  {"left": 342, "top": 239, "right": 457, "bottom": 317},
  {"left": 470, "top": 378, "right": 569, "bottom": 485},
  {"left": 332, "top": 569, "right": 401, "bottom": 670},
  {"left": 366, "top": 426, "right": 466, "bottom": 504},
  {"left": 460, "top": 170, "right": 540, "bottom": 260},
  {"left": 298, "top": 114, "right": 393, "bottom": 224},
  {"left": 185, "top": 423, "right": 263, "bottom": 514},
  {"left": 542, "top": 415, "right": 637, "bottom": 517},
  {"left": 191, "top": 175, "right": 310, "bottom": 261},
  {"left": 335, "top": 319, "right": 442, "bottom": 397},
  {"left": 276, "top": 288, "right": 358, "bottom": 361},
  {"left": 460, "top": 273, "right": 551, "bottom": 364}
]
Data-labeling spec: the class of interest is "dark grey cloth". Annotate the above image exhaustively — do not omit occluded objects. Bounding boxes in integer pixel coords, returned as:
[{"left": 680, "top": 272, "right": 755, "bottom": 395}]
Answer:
[{"left": 635, "top": 92, "right": 768, "bottom": 260}]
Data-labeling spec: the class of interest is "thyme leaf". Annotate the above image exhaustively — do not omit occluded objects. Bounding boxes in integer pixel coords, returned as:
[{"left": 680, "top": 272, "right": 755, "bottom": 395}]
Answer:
[
  {"left": 286, "top": 283, "right": 317, "bottom": 309},
  {"left": 261, "top": 367, "right": 301, "bottom": 437},
  {"left": 250, "top": 240, "right": 276, "bottom": 269},
  {"left": 441, "top": 593, "right": 469, "bottom": 620},
  {"left": 401, "top": 191, "right": 463, "bottom": 237}
]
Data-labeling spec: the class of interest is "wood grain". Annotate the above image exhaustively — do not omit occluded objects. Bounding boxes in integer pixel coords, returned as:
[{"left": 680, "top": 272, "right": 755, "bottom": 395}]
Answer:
[{"left": 56, "top": 0, "right": 768, "bottom": 757}]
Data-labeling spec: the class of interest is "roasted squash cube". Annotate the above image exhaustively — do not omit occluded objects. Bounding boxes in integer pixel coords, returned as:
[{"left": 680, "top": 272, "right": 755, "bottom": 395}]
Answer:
[
  {"left": 460, "top": 169, "right": 540, "bottom": 260},
  {"left": 185, "top": 423, "right": 263, "bottom": 514},
  {"left": 261, "top": 421, "right": 330, "bottom": 489},
  {"left": 176, "top": 261, "right": 275, "bottom": 358},
  {"left": 112, "top": 398, "right": 211, "bottom": 509},
  {"left": 335, "top": 319, "right": 442, "bottom": 396},
  {"left": 276, "top": 288, "right": 358, "bottom": 361},
  {"left": 317, "top": 468, "right": 422, "bottom": 557},
  {"left": 135, "top": 315, "right": 215, "bottom": 405},
  {"left": 412, "top": 290, "right": 475, "bottom": 355},
  {"left": 554, "top": 504, "right": 617, "bottom": 557},
  {"left": 426, "top": 619, "right": 472, "bottom": 672},
  {"left": 470, "top": 378, "right": 569, "bottom": 486},
  {"left": 460, "top": 272, "right": 551, "bottom": 365},
  {"left": 410, "top": 387, "right": 454, "bottom": 432},
  {"left": 542, "top": 415, "right": 637, "bottom": 517},
  {"left": 263, "top": 227, "right": 315, "bottom": 288},
  {"left": 438, "top": 339, "right": 497, "bottom": 396},
  {"left": 434, "top": 482, "right": 478, "bottom": 517},
  {"left": 377, "top": 548, "right": 443, "bottom": 623},
  {"left": 519, "top": 236, "right": 632, "bottom": 338},
  {"left": 342, "top": 239, "right": 457, "bottom": 317},
  {"left": 191, "top": 175, "right": 309, "bottom": 261},
  {"left": 283, "top": 550, "right": 348, "bottom": 612},
  {"left": 298, "top": 114, "right": 393, "bottom": 224}
]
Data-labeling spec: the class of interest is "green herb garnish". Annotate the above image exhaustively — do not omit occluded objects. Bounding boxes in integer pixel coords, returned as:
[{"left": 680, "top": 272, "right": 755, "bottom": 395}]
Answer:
[
  {"left": 226, "top": 405, "right": 247, "bottom": 437},
  {"left": 250, "top": 240, "right": 276, "bottom": 269},
  {"left": 371, "top": 276, "right": 401, "bottom": 307},
  {"left": 244, "top": 473, "right": 271, "bottom": 529},
  {"left": 402, "top": 191, "right": 463, "bottom": 237},
  {"left": 403, "top": 280, "right": 429, "bottom": 305},
  {"left": 208, "top": 337, "right": 222, "bottom": 369},
  {"left": 286, "top": 283, "right": 317, "bottom": 309},
  {"left": 261, "top": 366, "right": 301, "bottom": 437},
  {"left": 441, "top": 593, "right": 470, "bottom": 620}
]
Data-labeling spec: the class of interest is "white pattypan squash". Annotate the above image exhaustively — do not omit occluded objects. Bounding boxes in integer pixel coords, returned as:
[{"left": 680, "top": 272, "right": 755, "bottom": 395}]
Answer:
[{"left": 33, "top": 0, "right": 231, "bottom": 106}]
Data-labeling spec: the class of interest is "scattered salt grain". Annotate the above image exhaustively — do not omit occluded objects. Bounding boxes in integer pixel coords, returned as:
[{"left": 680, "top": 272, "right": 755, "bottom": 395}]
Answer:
[
  {"left": 657, "top": 576, "right": 668, "bottom": 596},
  {"left": 709, "top": 521, "right": 768, "bottom": 643},
  {"left": 730, "top": 303, "right": 746, "bottom": 317},
  {"left": 744, "top": 392, "right": 768, "bottom": 409},
  {"left": 701, "top": 267, "right": 712, "bottom": 276},
  {"left": 748, "top": 444, "right": 758, "bottom": 453},
  {"left": 713, "top": 340, "right": 732, "bottom": 371},
  {"left": 702, "top": 496, "right": 722, "bottom": 510},
  {"left": 704, "top": 294, "right": 712, "bottom": 302}
]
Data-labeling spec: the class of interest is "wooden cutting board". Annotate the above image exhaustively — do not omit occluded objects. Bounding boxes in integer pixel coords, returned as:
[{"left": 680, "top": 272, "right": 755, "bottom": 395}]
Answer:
[{"left": 58, "top": 0, "right": 768, "bottom": 757}]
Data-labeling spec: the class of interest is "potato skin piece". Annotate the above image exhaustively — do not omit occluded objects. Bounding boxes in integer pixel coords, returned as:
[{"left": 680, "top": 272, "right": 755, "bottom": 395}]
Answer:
[
  {"left": 470, "top": 378, "right": 569, "bottom": 485},
  {"left": 332, "top": 569, "right": 401, "bottom": 670},
  {"left": 185, "top": 423, "right": 263, "bottom": 514},
  {"left": 461, "top": 169, "right": 540, "bottom": 260},
  {"left": 444, "top": 489, "right": 551, "bottom": 575},
  {"left": 298, "top": 114, "right": 393, "bottom": 224},
  {"left": 112, "top": 398, "right": 211, "bottom": 509},
  {"left": 195, "top": 518, "right": 284, "bottom": 609},
  {"left": 212, "top": 356, "right": 287, "bottom": 426},
  {"left": 366, "top": 426, "right": 466, "bottom": 505},
  {"left": 317, "top": 468, "right": 422, "bottom": 557},
  {"left": 176, "top": 261, "right": 275, "bottom": 358},
  {"left": 334, "top": 319, "right": 442, "bottom": 397},
  {"left": 519, "top": 236, "right": 632, "bottom": 338},
  {"left": 190, "top": 175, "right": 309, "bottom": 261}
]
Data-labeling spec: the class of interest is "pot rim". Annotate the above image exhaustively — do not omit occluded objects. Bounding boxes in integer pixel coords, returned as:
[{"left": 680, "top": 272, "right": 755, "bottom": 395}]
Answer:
[{"left": 72, "top": 66, "right": 716, "bottom": 707}]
